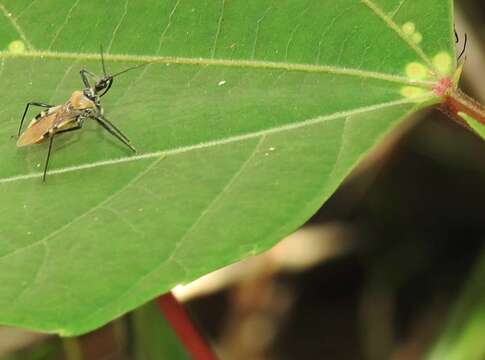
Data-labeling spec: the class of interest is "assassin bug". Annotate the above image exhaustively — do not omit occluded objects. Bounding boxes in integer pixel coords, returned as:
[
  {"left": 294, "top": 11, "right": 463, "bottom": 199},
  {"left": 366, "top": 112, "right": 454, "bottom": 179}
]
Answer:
[{"left": 17, "top": 46, "right": 145, "bottom": 181}]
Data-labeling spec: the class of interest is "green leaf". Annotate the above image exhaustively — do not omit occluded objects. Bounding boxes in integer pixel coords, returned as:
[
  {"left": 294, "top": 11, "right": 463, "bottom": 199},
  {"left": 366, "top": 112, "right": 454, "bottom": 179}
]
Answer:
[
  {"left": 132, "top": 302, "right": 190, "bottom": 360},
  {"left": 0, "top": 0, "right": 453, "bottom": 335},
  {"left": 459, "top": 112, "right": 485, "bottom": 140},
  {"left": 426, "top": 247, "right": 485, "bottom": 360}
]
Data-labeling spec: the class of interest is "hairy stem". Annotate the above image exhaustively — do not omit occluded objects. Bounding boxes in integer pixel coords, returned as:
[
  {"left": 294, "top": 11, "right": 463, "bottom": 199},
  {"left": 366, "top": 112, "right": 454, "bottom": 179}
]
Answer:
[{"left": 443, "top": 88, "right": 485, "bottom": 126}]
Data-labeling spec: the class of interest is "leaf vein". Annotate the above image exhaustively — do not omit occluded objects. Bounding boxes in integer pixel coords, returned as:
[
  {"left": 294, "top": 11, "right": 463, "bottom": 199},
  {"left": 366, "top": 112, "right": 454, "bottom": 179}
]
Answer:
[
  {"left": 14, "top": 0, "right": 38, "bottom": 20},
  {"left": 252, "top": 6, "right": 272, "bottom": 59},
  {"left": 327, "top": 116, "right": 349, "bottom": 179},
  {"left": 0, "top": 156, "right": 165, "bottom": 260},
  {"left": 48, "top": 0, "right": 81, "bottom": 51},
  {"left": 81, "top": 136, "right": 267, "bottom": 325},
  {"left": 15, "top": 242, "right": 48, "bottom": 302},
  {"left": 107, "top": 0, "right": 130, "bottom": 53},
  {"left": 0, "top": 1, "right": 34, "bottom": 50},
  {"left": 157, "top": 0, "right": 182, "bottom": 53},
  {"left": 211, "top": 0, "right": 225, "bottom": 58},
  {"left": 0, "top": 50, "right": 436, "bottom": 87},
  {"left": 48, "top": 59, "right": 79, "bottom": 104},
  {"left": 360, "top": 0, "right": 437, "bottom": 73},
  {"left": 0, "top": 95, "right": 435, "bottom": 185},
  {"left": 167, "top": 135, "right": 266, "bottom": 264},
  {"left": 100, "top": 206, "right": 145, "bottom": 237},
  {"left": 389, "top": 0, "right": 407, "bottom": 19}
]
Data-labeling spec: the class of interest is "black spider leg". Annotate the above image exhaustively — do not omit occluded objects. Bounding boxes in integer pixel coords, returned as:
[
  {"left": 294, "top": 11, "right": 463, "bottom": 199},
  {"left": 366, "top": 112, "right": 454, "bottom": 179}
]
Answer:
[
  {"left": 18, "top": 102, "right": 53, "bottom": 137},
  {"left": 43, "top": 123, "right": 83, "bottom": 182},
  {"left": 93, "top": 115, "right": 136, "bottom": 152},
  {"left": 80, "top": 69, "right": 98, "bottom": 89}
]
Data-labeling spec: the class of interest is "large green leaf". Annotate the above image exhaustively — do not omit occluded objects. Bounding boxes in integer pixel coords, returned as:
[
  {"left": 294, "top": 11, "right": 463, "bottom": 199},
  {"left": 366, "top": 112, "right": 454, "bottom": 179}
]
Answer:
[{"left": 0, "top": 0, "right": 454, "bottom": 335}]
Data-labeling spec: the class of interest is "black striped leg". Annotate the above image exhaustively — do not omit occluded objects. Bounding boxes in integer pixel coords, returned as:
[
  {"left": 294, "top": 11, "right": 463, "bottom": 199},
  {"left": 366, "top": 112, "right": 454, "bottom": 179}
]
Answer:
[
  {"left": 94, "top": 116, "right": 136, "bottom": 153},
  {"left": 80, "top": 69, "right": 98, "bottom": 89},
  {"left": 42, "top": 125, "right": 83, "bottom": 182},
  {"left": 97, "top": 115, "right": 130, "bottom": 142},
  {"left": 18, "top": 102, "right": 53, "bottom": 137}
]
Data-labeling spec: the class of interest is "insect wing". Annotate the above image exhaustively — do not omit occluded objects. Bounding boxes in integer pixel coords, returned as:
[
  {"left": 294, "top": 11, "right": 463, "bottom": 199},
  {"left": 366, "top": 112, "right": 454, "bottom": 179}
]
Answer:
[{"left": 17, "top": 112, "right": 59, "bottom": 147}]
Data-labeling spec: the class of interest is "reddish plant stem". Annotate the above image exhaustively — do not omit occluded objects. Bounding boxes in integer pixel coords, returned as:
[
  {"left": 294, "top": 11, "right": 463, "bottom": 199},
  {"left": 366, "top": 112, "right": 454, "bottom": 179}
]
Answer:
[
  {"left": 156, "top": 292, "right": 219, "bottom": 360},
  {"left": 442, "top": 88, "right": 485, "bottom": 126}
]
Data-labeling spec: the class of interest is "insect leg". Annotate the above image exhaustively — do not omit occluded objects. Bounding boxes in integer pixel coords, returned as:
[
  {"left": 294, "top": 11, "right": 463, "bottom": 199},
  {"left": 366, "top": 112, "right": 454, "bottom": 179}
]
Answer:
[
  {"left": 43, "top": 135, "right": 55, "bottom": 182},
  {"left": 18, "top": 102, "right": 53, "bottom": 137},
  {"left": 42, "top": 124, "right": 84, "bottom": 182},
  {"left": 100, "top": 44, "right": 107, "bottom": 76},
  {"left": 80, "top": 69, "right": 98, "bottom": 88},
  {"left": 94, "top": 116, "right": 136, "bottom": 153},
  {"left": 97, "top": 115, "right": 131, "bottom": 142}
]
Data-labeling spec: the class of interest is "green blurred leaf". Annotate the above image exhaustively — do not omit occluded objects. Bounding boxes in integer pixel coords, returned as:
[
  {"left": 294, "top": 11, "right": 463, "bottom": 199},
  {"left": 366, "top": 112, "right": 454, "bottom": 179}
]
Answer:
[
  {"left": 0, "top": 0, "right": 453, "bottom": 334},
  {"left": 427, "top": 246, "right": 485, "bottom": 360},
  {"left": 132, "top": 302, "right": 190, "bottom": 360},
  {"left": 459, "top": 112, "right": 485, "bottom": 140}
]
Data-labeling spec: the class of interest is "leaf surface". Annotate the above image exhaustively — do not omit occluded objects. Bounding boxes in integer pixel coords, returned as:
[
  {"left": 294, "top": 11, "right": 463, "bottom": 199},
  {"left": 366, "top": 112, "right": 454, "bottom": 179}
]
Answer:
[{"left": 0, "top": 0, "right": 453, "bottom": 334}]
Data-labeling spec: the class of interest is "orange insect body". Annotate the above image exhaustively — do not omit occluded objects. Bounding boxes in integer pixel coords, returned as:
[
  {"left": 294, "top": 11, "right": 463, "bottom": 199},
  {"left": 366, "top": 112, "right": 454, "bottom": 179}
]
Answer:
[{"left": 17, "top": 91, "right": 96, "bottom": 147}]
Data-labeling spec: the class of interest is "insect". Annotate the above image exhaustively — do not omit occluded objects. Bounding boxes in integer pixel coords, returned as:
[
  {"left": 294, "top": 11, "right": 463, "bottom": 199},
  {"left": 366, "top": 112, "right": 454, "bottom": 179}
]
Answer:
[{"left": 17, "top": 47, "right": 145, "bottom": 182}]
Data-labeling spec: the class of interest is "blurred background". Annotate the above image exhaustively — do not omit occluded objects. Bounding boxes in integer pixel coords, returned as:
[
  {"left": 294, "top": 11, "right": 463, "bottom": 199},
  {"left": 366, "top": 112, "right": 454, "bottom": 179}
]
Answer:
[{"left": 1, "top": 0, "right": 484, "bottom": 359}]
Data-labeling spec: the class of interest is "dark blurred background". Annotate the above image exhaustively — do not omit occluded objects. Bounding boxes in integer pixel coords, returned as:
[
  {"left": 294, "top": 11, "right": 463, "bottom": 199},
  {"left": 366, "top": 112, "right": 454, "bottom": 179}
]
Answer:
[{"left": 1, "top": 1, "right": 484, "bottom": 359}]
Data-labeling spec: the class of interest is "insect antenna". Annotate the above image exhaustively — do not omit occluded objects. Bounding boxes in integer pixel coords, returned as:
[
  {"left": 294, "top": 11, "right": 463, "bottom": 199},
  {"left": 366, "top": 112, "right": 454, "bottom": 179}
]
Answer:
[
  {"left": 94, "top": 45, "right": 148, "bottom": 97},
  {"left": 111, "top": 63, "right": 149, "bottom": 78},
  {"left": 455, "top": 29, "right": 468, "bottom": 62},
  {"left": 100, "top": 44, "right": 108, "bottom": 77},
  {"left": 458, "top": 32, "right": 468, "bottom": 61}
]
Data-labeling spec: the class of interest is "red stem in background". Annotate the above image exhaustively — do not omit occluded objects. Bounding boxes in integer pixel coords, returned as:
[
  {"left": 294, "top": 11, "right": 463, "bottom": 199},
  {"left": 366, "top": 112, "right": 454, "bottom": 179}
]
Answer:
[{"left": 156, "top": 292, "right": 219, "bottom": 360}]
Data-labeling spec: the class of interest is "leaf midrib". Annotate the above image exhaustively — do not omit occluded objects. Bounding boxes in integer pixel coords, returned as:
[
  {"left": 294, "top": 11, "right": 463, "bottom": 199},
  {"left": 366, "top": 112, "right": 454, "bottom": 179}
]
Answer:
[
  {"left": 0, "top": 50, "right": 435, "bottom": 87},
  {"left": 0, "top": 0, "right": 446, "bottom": 87},
  {"left": 0, "top": 94, "right": 436, "bottom": 186}
]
